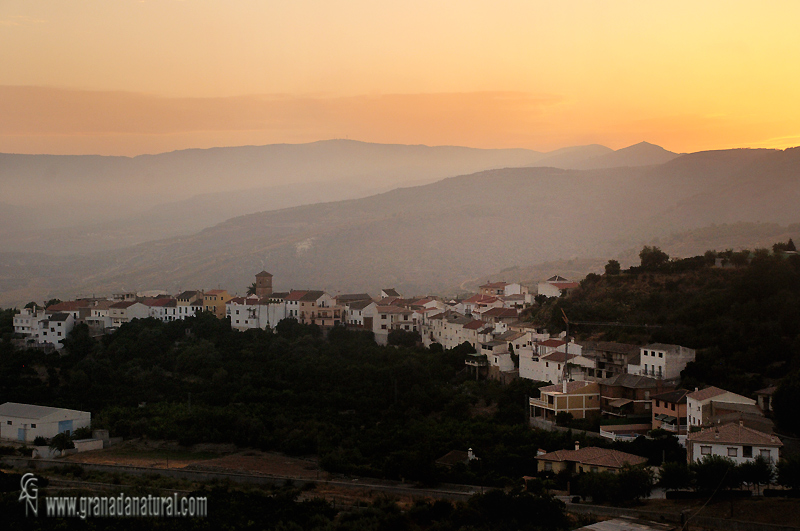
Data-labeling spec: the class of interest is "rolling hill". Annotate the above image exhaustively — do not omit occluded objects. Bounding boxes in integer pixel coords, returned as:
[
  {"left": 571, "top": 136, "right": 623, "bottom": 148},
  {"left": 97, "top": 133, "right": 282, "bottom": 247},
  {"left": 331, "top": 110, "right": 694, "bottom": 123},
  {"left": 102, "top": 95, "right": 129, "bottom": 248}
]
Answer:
[{"left": 2, "top": 146, "right": 799, "bottom": 307}]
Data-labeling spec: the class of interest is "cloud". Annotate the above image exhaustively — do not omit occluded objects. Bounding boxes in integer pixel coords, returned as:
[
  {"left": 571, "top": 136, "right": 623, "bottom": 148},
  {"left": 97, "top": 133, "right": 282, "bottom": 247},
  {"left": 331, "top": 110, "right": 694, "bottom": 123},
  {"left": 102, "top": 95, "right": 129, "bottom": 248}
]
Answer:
[
  {"left": 0, "top": 86, "right": 564, "bottom": 155},
  {"left": 0, "top": 15, "right": 46, "bottom": 27}
]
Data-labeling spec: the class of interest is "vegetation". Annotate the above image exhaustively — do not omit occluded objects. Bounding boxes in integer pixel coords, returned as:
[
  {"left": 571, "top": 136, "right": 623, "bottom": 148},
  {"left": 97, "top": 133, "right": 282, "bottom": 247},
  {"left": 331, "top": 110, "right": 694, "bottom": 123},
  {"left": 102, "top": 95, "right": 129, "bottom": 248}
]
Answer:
[{"left": 530, "top": 243, "right": 800, "bottom": 412}]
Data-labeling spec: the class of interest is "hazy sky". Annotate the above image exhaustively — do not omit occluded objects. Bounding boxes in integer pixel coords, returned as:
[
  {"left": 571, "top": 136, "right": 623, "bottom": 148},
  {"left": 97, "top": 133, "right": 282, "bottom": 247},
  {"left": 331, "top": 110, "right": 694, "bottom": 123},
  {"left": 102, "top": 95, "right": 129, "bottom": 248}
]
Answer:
[{"left": 2, "top": 1, "right": 799, "bottom": 155}]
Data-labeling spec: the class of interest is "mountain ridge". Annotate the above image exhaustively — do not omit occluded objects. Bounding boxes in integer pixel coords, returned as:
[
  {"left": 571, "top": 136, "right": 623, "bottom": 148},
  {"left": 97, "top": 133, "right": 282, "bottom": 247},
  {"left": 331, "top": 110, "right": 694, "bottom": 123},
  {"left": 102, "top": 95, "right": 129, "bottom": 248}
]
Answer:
[{"left": 2, "top": 146, "right": 799, "bottom": 307}]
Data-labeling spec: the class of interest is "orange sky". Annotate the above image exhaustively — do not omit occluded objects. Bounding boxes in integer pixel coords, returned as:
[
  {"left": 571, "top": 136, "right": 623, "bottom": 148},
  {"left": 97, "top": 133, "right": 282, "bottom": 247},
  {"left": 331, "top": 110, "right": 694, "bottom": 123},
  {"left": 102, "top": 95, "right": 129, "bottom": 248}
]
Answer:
[{"left": 2, "top": 1, "right": 799, "bottom": 156}]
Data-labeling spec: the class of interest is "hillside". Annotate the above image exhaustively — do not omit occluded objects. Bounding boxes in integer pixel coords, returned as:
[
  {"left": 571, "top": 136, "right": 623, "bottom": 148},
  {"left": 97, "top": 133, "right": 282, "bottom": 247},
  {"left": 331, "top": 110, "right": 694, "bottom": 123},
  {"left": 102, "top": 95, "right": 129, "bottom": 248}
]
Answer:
[
  {"left": 0, "top": 140, "right": 545, "bottom": 253},
  {"left": 530, "top": 247, "right": 800, "bottom": 398},
  {"left": 0, "top": 140, "right": 676, "bottom": 255}
]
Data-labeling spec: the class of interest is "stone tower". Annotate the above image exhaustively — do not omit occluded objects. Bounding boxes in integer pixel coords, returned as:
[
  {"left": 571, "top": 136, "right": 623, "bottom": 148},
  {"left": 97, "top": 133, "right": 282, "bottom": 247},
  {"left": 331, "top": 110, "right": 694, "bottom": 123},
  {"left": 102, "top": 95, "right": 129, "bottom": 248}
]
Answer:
[{"left": 255, "top": 270, "right": 273, "bottom": 298}]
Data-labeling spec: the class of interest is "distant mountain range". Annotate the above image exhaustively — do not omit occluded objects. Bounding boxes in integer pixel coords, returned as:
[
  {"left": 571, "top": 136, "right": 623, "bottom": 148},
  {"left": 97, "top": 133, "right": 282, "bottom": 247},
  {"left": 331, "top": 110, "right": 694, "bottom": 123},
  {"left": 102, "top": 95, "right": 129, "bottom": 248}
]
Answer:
[
  {"left": 1, "top": 145, "right": 798, "bottom": 307},
  {"left": 0, "top": 139, "right": 677, "bottom": 254}
]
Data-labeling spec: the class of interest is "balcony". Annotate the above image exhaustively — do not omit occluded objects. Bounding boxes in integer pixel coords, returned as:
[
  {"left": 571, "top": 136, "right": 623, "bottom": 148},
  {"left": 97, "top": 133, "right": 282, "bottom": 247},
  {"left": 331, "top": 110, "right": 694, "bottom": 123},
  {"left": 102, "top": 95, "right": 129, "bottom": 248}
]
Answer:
[{"left": 465, "top": 353, "right": 488, "bottom": 367}]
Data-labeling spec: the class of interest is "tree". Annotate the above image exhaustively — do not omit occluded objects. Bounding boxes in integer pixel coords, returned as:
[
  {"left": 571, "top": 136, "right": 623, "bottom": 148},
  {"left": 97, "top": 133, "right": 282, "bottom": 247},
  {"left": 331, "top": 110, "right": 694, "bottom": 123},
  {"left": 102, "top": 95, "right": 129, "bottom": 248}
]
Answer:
[
  {"left": 739, "top": 456, "right": 773, "bottom": 494},
  {"left": 659, "top": 461, "right": 691, "bottom": 491},
  {"left": 45, "top": 298, "right": 63, "bottom": 308},
  {"left": 246, "top": 282, "right": 257, "bottom": 296},
  {"left": 789, "top": 238, "right": 797, "bottom": 252},
  {"left": 605, "top": 259, "right": 621, "bottom": 276},
  {"left": 691, "top": 455, "right": 740, "bottom": 492},
  {"left": 777, "top": 456, "right": 800, "bottom": 489},
  {"left": 639, "top": 246, "right": 669, "bottom": 269},
  {"left": 388, "top": 329, "right": 420, "bottom": 348},
  {"left": 772, "top": 370, "right": 800, "bottom": 435},
  {"left": 49, "top": 432, "right": 75, "bottom": 452}
]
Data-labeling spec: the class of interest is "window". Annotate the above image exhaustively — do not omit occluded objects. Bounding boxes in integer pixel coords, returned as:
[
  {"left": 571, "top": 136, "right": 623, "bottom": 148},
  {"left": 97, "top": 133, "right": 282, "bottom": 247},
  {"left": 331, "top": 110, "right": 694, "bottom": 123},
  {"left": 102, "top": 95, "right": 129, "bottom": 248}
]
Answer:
[
  {"left": 544, "top": 462, "right": 552, "bottom": 471},
  {"left": 655, "top": 400, "right": 660, "bottom": 408},
  {"left": 381, "top": 325, "right": 387, "bottom": 330},
  {"left": 671, "top": 403, "right": 675, "bottom": 411},
  {"left": 31, "top": 424, "right": 36, "bottom": 428},
  {"left": 6, "top": 421, "right": 11, "bottom": 425},
  {"left": 591, "top": 467, "right": 599, "bottom": 473},
  {"left": 658, "top": 352, "right": 663, "bottom": 358},
  {"left": 381, "top": 315, "right": 387, "bottom": 319},
  {"left": 701, "top": 446, "right": 711, "bottom": 455},
  {"left": 743, "top": 446, "right": 752, "bottom": 458},
  {"left": 728, "top": 447, "right": 738, "bottom": 457},
  {"left": 760, "top": 449, "right": 771, "bottom": 460}
]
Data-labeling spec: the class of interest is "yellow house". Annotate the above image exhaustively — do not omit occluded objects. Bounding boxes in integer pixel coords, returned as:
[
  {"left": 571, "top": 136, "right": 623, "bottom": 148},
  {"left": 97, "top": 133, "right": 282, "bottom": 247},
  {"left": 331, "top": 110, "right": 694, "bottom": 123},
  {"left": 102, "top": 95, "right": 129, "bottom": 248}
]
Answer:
[
  {"left": 530, "top": 380, "right": 600, "bottom": 422},
  {"left": 204, "top": 289, "right": 231, "bottom": 319}
]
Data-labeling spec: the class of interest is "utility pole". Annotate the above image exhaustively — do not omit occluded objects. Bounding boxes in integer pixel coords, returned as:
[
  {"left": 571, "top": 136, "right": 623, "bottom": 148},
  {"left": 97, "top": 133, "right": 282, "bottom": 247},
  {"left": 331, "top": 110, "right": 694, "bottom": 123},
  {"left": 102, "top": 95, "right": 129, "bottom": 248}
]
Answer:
[{"left": 561, "top": 309, "right": 570, "bottom": 387}]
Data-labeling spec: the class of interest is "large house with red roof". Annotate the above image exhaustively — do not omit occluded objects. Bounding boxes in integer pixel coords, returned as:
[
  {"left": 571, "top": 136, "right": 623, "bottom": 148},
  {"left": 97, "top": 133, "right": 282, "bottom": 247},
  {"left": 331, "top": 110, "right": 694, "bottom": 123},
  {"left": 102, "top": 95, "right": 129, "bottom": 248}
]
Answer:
[
  {"left": 686, "top": 422, "right": 782, "bottom": 464},
  {"left": 536, "top": 444, "right": 647, "bottom": 474}
]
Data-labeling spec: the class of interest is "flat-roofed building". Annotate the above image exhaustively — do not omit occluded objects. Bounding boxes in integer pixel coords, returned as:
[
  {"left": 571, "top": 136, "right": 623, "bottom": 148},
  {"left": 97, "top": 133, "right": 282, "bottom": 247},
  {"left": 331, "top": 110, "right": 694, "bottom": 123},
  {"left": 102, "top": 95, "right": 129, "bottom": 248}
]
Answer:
[{"left": 0, "top": 402, "right": 90, "bottom": 443}]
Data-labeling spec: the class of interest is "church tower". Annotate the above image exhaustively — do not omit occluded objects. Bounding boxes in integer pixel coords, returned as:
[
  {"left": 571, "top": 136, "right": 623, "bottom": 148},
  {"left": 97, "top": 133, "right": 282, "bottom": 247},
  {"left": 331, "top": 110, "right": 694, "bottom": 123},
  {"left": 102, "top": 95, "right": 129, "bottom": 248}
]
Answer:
[{"left": 255, "top": 270, "right": 273, "bottom": 298}]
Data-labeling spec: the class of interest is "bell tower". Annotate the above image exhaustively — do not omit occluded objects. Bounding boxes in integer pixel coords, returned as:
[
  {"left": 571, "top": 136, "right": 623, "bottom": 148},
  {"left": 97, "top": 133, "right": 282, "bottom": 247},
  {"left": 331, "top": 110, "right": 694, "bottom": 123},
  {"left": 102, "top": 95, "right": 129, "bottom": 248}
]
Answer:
[{"left": 255, "top": 271, "right": 273, "bottom": 297}]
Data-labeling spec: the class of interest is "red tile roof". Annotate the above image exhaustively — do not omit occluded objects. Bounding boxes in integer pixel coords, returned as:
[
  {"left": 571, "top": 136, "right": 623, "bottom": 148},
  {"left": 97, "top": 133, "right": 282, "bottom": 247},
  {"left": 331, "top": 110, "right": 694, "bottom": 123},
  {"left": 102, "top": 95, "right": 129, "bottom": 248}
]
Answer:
[
  {"left": 538, "top": 339, "right": 566, "bottom": 348},
  {"left": 284, "top": 290, "right": 308, "bottom": 301},
  {"left": 536, "top": 447, "right": 647, "bottom": 469},
  {"left": 480, "top": 281, "right": 508, "bottom": 289},
  {"left": 687, "top": 386, "right": 729, "bottom": 402},
  {"left": 143, "top": 298, "right": 175, "bottom": 307},
  {"left": 687, "top": 422, "right": 782, "bottom": 446},
  {"left": 46, "top": 301, "right": 86, "bottom": 312},
  {"left": 542, "top": 351, "right": 579, "bottom": 363},
  {"left": 540, "top": 380, "right": 595, "bottom": 394},
  {"left": 464, "top": 294, "right": 500, "bottom": 304},
  {"left": 482, "top": 307, "right": 518, "bottom": 318},
  {"left": 463, "top": 320, "right": 485, "bottom": 330}
]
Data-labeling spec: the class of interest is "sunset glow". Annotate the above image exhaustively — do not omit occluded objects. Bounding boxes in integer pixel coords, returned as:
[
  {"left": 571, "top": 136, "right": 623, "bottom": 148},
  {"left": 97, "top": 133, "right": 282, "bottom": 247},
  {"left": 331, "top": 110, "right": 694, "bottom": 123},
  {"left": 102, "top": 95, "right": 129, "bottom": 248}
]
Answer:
[{"left": 2, "top": 0, "right": 799, "bottom": 155}]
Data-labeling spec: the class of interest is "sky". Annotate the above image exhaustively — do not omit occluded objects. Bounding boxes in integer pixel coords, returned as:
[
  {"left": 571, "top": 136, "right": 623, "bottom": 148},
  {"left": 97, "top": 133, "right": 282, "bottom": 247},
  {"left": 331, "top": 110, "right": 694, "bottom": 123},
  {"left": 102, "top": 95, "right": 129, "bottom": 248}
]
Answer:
[{"left": 2, "top": 1, "right": 800, "bottom": 156}]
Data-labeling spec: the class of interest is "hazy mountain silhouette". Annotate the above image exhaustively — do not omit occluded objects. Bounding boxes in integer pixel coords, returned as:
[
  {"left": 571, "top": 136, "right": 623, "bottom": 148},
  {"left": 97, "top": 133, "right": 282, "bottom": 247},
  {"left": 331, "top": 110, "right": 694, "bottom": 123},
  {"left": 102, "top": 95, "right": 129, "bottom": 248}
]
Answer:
[
  {"left": 0, "top": 140, "right": 545, "bottom": 253},
  {"left": 528, "top": 144, "right": 613, "bottom": 168},
  {"left": 570, "top": 141, "right": 680, "bottom": 169},
  {"left": 2, "top": 146, "right": 799, "bottom": 307}
]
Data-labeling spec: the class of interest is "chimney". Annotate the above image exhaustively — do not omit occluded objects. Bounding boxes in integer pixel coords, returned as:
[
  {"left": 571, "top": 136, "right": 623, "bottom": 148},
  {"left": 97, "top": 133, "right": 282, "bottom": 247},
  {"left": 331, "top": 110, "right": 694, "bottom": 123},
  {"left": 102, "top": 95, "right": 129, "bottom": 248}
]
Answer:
[
  {"left": 562, "top": 380, "right": 567, "bottom": 393},
  {"left": 695, "top": 387, "right": 699, "bottom": 392},
  {"left": 575, "top": 441, "right": 580, "bottom": 451},
  {"left": 468, "top": 448, "right": 475, "bottom": 461},
  {"left": 537, "top": 448, "right": 546, "bottom": 456}
]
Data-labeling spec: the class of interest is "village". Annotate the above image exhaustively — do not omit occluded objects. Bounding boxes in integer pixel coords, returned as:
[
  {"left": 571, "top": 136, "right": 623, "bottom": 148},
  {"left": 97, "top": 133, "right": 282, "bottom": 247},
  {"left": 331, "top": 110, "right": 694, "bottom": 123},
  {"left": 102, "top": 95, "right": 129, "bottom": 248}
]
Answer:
[{"left": 6, "top": 269, "right": 785, "bottom": 474}]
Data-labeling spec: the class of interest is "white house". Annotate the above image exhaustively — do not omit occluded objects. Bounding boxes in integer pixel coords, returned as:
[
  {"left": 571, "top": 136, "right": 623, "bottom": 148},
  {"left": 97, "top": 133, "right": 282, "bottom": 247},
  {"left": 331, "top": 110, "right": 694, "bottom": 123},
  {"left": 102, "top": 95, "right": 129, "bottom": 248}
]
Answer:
[
  {"left": 365, "top": 304, "right": 415, "bottom": 345},
  {"left": 537, "top": 276, "right": 580, "bottom": 298},
  {"left": 13, "top": 307, "right": 48, "bottom": 339},
  {"left": 343, "top": 299, "right": 377, "bottom": 327},
  {"left": 109, "top": 301, "right": 150, "bottom": 327},
  {"left": 519, "top": 350, "right": 595, "bottom": 384},
  {"left": 143, "top": 298, "right": 179, "bottom": 322},
  {"left": 686, "top": 422, "right": 782, "bottom": 465},
  {"left": 686, "top": 386, "right": 756, "bottom": 428},
  {"left": 627, "top": 343, "right": 696, "bottom": 380},
  {"left": 0, "top": 402, "right": 91, "bottom": 443},
  {"left": 227, "top": 296, "right": 288, "bottom": 331},
  {"left": 38, "top": 312, "right": 75, "bottom": 350}
]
